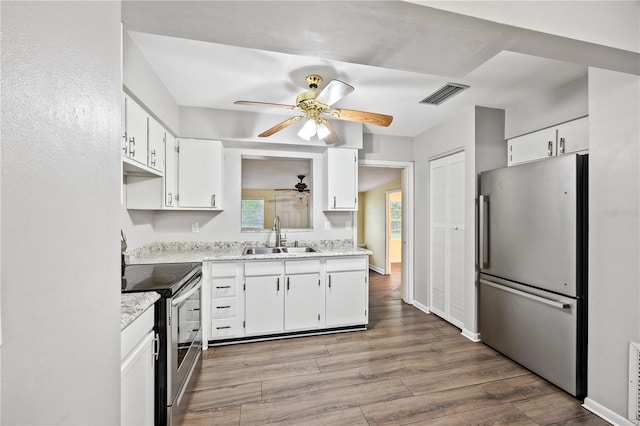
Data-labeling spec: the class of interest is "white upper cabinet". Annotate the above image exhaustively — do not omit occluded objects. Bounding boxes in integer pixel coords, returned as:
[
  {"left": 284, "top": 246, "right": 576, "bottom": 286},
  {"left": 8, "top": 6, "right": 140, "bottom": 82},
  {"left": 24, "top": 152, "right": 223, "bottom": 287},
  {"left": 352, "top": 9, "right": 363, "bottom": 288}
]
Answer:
[
  {"left": 147, "top": 117, "right": 166, "bottom": 174},
  {"left": 177, "top": 139, "right": 224, "bottom": 209},
  {"left": 508, "top": 117, "right": 588, "bottom": 166},
  {"left": 164, "top": 133, "right": 178, "bottom": 208},
  {"left": 324, "top": 147, "right": 358, "bottom": 211},
  {"left": 557, "top": 117, "right": 589, "bottom": 156},
  {"left": 123, "top": 94, "right": 148, "bottom": 166}
]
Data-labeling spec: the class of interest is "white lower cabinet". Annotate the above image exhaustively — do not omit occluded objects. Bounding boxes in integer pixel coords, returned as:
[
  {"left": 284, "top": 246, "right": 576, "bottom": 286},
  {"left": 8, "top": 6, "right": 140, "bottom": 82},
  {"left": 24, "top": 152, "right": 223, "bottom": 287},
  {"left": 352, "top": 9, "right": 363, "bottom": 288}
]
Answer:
[
  {"left": 121, "top": 307, "right": 156, "bottom": 426},
  {"left": 284, "top": 260, "right": 321, "bottom": 331},
  {"left": 207, "top": 256, "right": 368, "bottom": 344},
  {"left": 244, "top": 261, "right": 284, "bottom": 335},
  {"left": 325, "top": 257, "right": 369, "bottom": 327},
  {"left": 209, "top": 262, "right": 243, "bottom": 340}
]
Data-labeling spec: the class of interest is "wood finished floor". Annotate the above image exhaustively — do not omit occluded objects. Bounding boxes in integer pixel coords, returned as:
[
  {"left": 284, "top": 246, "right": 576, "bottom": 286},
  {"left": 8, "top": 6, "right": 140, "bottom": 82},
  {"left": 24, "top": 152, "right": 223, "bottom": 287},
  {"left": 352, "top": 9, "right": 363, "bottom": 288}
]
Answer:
[{"left": 183, "top": 264, "right": 606, "bottom": 425}]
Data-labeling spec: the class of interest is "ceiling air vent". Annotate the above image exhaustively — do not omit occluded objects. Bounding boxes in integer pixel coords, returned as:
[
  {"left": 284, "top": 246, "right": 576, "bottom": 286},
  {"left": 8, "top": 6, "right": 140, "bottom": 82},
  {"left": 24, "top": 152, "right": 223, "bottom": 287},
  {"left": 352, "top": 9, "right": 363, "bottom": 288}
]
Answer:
[{"left": 419, "top": 83, "right": 470, "bottom": 105}]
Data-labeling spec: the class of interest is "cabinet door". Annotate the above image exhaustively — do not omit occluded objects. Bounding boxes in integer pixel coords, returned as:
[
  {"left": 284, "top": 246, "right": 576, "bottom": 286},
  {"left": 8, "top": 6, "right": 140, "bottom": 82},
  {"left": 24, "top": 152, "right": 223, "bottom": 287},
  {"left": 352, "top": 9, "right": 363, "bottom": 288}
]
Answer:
[
  {"left": 245, "top": 275, "right": 283, "bottom": 335},
  {"left": 124, "top": 96, "right": 148, "bottom": 165},
  {"left": 557, "top": 117, "right": 588, "bottom": 155},
  {"left": 284, "top": 273, "right": 320, "bottom": 331},
  {"left": 177, "top": 139, "right": 223, "bottom": 209},
  {"left": 325, "top": 271, "right": 367, "bottom": 327},
  {"left": 325, "top": 148, "right": 357, "bottom": 210},
  {"left": 121, "top": 331, "right": 155, "bottom": 426},
  {"left": 147, "top": 117, "right": 166, "bottom": 173},
  {"left": 508, "top": 128, "right": 556, "bottom": 166},
  {"left": 164, "top": 133, "right": 178, "bottom": 207}
]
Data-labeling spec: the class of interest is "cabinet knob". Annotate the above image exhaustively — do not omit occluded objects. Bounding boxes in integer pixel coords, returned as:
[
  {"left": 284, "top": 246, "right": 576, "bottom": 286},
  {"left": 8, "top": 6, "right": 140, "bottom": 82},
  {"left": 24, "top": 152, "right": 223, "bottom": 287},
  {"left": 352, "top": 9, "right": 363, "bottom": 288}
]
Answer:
[
  {"left": 547, "top": 141, "right": 553, "bottom": 157},
  {"left": 333, "top": 196, "right": 336, "bottom": 209},
  {"left": 129, "top": 137, "right": 136, "bottom": 156},
  {"left": 559, "top": 137, "right": 565, "bottom": 154},
  {"left": 211, "top": 194, "right": 216, "bottom": 208}
]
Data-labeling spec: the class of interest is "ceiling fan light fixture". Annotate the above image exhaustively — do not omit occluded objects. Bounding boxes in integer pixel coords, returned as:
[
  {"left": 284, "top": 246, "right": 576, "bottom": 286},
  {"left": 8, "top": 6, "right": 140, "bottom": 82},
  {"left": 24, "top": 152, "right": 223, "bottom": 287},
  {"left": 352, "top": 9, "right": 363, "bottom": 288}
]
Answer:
[
  {"left": 298, "top": 118, "right": 317, "bottom": 140},
  {"left": 316, "top": 122, "right": 331, "bottom": 140}
]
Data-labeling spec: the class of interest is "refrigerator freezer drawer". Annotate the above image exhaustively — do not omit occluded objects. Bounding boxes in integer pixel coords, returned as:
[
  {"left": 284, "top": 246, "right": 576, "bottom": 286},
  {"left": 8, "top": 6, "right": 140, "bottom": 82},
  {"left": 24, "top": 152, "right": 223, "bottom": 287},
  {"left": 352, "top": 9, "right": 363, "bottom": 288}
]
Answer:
[{"left": 479, "top": 278, "right": 580, "bottom": 397}]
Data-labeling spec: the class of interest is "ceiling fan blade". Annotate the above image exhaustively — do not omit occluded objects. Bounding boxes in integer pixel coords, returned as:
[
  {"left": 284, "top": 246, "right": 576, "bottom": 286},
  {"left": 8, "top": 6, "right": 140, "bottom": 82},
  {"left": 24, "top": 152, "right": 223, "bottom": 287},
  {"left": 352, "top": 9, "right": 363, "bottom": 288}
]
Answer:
[
  {"left": 315, "top": 79, "right": 354, "bottom": 106},
  {"left": 329, "top": 108, "right": 393, "bottom": 127},
  {"left": 318, "top": 118, "right": 340, "bottom": 145},
  {"left": 258, "top": 116, "right": 303, "bottom": 137},
  {"left": 234, "top": 100, "right": 297, "bottom": 110}
]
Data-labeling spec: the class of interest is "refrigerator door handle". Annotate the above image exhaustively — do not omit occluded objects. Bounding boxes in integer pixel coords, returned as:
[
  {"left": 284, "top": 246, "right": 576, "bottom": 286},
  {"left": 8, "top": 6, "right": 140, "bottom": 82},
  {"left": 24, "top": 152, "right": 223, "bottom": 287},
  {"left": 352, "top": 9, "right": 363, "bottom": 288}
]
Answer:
[
  {"left": 480, "top": 279, "right": 570, "bottom": 309},
  {"left": 479, "top": 195, "right": 490, "bottom": 269}
]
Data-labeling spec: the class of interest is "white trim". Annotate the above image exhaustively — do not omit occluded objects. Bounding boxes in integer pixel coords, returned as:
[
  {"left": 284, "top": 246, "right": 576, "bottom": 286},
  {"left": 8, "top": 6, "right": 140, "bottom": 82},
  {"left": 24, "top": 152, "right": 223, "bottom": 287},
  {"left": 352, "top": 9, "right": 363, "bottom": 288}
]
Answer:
[
  {"left": 359, "top": 159, "right": 414, "bottom": 305},
  {"left": 413, "top": 300, "right": 431, "bottom": 314},
  {"left": 369, "top": 264, "right": 385, "bottom": 275},
  {"left": 583, "top": 397, "right": 635, "bottom": 426},
  {"left": 461, "top": 328, "right": 481, "bottom": 342}
]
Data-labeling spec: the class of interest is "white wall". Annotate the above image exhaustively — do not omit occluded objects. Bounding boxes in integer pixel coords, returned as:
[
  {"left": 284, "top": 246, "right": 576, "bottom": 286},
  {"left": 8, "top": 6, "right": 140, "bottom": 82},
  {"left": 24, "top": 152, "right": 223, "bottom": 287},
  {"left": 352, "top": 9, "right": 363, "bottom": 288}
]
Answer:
[
  {"left": 1, "top": 2, "right": 121, "bottom": 424},
  {"left": 123, "top": 30, "right": 181, "bottom": 134},
  {"left": 505, "top": 75, "right": 588, "bottom": 139},
  {"left": 360, "top": 133, "right": 414, "bottom": 162},
  {"left": 150, "top": 146, "right": 353, "bottom": 244},
  {"left": 585, "top": 67, "right": 640, "bottom": 420},
  {"left": 413, "top": 106, "right": 504, "bottom": 337}
]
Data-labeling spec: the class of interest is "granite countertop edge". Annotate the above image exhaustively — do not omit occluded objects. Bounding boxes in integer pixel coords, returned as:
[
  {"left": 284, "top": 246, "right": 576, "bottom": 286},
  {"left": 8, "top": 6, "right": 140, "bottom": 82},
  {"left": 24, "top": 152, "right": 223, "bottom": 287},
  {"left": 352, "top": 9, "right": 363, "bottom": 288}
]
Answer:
[
  {"left": 125, "top": 240, "right": 372, "bottom": 265},
  {"left": 121, "top": 292, "right": 160, "bottom": 331}
]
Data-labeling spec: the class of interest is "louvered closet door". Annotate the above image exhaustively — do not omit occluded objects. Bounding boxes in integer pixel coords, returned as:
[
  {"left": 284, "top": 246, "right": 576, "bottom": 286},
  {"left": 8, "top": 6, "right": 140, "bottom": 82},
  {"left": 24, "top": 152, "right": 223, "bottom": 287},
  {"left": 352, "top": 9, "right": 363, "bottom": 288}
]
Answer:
[{"left": 429, "top": 151, "right": 465, "bottom": 329}]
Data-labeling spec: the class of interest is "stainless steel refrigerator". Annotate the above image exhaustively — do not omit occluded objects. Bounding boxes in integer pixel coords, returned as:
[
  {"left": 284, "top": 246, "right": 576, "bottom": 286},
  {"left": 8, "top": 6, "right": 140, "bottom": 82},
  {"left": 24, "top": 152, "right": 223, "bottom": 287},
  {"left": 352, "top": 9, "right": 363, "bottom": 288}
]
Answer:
[{"left": 479, "top": 154, "right": 587, "bottom": 399}]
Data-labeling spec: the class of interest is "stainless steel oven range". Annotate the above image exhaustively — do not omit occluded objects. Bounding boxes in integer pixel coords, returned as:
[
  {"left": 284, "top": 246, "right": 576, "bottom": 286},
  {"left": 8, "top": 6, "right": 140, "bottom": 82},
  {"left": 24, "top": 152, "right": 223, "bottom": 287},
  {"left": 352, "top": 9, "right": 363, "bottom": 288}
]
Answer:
[{"left": 122, "top": 262, "right": 202, "bottom": 425}]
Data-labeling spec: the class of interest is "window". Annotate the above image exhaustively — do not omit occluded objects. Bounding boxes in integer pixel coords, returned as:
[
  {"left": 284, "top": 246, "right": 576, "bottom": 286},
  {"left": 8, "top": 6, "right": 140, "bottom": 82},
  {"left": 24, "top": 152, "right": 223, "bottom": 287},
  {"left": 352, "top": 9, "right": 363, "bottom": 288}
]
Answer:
[
  {"left": 390, "top": 200, "right": 402, "bottom": 240},
  {"left": 241, "top": 198, "right": 265, "bottom": 229}
]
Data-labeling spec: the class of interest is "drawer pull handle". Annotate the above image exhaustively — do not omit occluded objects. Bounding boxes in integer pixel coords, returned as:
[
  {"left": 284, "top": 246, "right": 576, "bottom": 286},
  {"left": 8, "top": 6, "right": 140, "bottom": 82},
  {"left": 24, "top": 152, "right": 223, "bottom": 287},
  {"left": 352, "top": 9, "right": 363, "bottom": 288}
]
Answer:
[
  {"left": 216, "top": 305, "right": 231, "bottom": 309},
  {"left": 188, "top": 308, "right": 200, "bottom": 312},
  {"left": 215, "top": 286, "right": 231, "bottom": 289},
  {"left": 216, "top": 326, "right": 231, "bottom": 330}
]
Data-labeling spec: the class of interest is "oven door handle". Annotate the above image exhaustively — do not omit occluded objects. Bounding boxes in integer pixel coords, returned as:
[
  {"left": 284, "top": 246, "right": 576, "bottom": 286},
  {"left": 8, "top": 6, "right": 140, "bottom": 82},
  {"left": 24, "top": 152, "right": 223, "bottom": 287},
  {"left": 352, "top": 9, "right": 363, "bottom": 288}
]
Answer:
[{"left": 172, "top": 278, "right": 202, "bottom": 307}]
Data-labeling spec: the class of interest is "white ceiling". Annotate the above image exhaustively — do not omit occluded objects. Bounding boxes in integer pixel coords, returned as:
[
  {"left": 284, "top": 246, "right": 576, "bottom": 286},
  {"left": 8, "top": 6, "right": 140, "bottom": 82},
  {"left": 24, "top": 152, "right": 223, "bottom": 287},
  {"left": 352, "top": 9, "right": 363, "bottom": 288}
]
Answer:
[
  {"left": 128, "top": 30, "right": 588, "bottom": 138},
  {"left": 121, "top": 1, "right": 638, "bottom": 189},
  {"left": 358, "top": 166, "right": 402, "bottom": 193}
]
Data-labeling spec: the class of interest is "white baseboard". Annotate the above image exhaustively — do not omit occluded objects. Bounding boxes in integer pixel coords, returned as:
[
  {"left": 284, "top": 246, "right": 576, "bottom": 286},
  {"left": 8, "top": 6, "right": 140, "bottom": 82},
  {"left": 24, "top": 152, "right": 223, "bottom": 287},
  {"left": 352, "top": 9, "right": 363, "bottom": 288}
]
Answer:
[
  {"left": 413, "top": 300, "right": 430, "bottom": 314},
  {"left": 369, "top": 265, "right": 385, "bottom": 275},
  {"left": 583, "top": 397, "right": 635, "bottom": 426},
  {"left": 461, "top": 328, "right": 481, "bottom": 342}
]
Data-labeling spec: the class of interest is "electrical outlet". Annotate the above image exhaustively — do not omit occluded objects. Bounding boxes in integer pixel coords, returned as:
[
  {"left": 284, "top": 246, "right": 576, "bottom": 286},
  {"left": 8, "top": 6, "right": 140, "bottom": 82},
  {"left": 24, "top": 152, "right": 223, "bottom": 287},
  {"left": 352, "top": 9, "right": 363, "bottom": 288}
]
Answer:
[
  {"left": 345, "top": 221, "right": 352, "bottom": 230},
  {"left": 324, "top": 220, "right": 331, "bottom": 231},
  {"left": 191, "top": 222, "right": 200, "bottom": 233}
]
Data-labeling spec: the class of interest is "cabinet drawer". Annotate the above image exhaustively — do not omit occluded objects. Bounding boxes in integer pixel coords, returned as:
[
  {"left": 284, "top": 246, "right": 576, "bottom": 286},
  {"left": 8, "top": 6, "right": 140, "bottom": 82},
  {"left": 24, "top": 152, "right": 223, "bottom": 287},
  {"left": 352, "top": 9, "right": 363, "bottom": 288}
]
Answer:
[
  {"left": 211, "top": 319, "right": 243, "bottom": 339},
  {"left": 211, "top": 262, "right": 237, "bottom": 278},
  {"left": 245, "top": 261, "right": 283, "bottom": 276},
  {"left": 285, "top": 259, "right": 321, "bottom": 274},
  {"left": 211, "top": 277, "right": 237, "bottom": 297},
  {"left": 326, "top": 257, "right": 368, "bottom": 272},
  {"left": 211, "top": 297, "right": 237, "bottom": 318}
]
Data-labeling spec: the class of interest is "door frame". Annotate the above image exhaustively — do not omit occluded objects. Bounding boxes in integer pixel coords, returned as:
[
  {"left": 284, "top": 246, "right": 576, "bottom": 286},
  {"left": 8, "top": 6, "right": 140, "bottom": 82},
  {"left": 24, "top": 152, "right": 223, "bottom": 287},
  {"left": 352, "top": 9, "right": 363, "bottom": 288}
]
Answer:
[
  {"left": 385, "top": 189, "right": 402, "bottom": 273},
  {"left": 356, "top": 159, "right": 414, "bottom": 305}
]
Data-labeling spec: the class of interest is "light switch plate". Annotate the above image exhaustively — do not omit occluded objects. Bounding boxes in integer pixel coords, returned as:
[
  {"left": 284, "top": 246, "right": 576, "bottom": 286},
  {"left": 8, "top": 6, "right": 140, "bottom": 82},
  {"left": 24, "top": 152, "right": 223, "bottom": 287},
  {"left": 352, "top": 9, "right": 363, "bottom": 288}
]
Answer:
[
  {"left": 324, "top": 220, "right": 331, "bottom": 231},
  {"left": 345, "top": 221, "right": 352, "bottom": 230},
  {"left": 192, "top": 222, "right": 200, "bottom": 233}
]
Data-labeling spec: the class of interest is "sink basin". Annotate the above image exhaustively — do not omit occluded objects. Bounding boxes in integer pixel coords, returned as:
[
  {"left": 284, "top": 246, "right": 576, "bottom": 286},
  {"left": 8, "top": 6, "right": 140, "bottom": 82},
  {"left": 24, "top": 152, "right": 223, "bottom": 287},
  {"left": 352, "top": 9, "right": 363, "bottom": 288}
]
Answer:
[
  {"left": 242, "top": 247, "right": 283, "bottom": 255},
  {"left": 281, "top": 247, "right": 318, "bottom": 253}
]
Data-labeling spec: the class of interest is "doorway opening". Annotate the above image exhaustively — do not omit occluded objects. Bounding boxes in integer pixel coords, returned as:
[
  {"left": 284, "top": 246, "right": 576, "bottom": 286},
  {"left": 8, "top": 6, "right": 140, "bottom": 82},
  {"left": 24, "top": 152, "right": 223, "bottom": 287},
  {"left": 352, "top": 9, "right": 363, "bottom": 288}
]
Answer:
[{"left": 357, "top": 160, "right": 414, "bottom": 305}]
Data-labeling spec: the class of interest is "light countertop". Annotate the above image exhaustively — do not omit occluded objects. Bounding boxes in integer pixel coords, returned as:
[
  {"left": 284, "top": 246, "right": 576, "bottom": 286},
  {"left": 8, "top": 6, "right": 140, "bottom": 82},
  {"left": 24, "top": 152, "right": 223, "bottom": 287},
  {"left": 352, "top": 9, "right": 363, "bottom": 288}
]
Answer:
[
  {"left": 125, "top": 240, "right": 372, "bottom": 265},
  {"left": 121, "top": 292, "right": 159, "bottom": 331}
]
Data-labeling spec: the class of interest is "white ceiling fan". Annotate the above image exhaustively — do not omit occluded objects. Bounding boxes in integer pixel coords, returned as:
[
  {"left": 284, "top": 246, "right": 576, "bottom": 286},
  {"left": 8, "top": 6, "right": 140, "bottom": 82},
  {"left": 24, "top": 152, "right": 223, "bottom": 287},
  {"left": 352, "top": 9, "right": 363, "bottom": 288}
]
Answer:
[{"left": 234, "top": 74, "right": 393, "bottom": 144}]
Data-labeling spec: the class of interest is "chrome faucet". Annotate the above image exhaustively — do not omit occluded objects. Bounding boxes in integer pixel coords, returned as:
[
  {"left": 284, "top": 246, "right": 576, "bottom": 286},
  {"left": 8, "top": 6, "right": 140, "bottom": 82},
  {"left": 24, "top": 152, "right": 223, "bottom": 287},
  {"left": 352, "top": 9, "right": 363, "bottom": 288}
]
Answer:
[{"left": 273, "top": 215, "right": 282, "bottom": 247}]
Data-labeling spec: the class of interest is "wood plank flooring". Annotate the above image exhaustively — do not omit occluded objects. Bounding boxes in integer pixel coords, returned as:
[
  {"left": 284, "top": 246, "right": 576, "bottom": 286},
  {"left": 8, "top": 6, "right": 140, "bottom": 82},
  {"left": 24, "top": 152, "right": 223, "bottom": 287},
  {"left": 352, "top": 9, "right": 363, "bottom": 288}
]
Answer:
[{"left": 182, "top": 263, "right": 606, "bottom": 425}]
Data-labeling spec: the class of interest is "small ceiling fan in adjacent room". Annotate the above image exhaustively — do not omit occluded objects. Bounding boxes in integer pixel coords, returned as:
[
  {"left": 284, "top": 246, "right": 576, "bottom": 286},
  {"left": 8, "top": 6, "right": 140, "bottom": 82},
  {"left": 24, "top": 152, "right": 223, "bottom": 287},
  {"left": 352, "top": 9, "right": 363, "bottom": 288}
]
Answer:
[{"left": 234, "top": 74, "right": 393, "bottom": 144}]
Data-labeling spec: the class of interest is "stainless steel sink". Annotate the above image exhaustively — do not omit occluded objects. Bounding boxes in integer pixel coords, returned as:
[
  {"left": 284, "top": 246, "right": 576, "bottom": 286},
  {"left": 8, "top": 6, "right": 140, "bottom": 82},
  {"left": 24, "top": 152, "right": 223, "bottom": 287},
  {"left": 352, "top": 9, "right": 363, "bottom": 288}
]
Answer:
[
  {"left": 242, "top": 247, "right": 283, "bottom": 255},
  {"left": 281, "top": 247, "right": 318, "bottom": 253}
]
